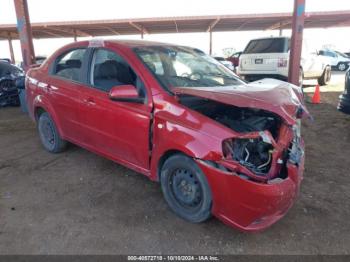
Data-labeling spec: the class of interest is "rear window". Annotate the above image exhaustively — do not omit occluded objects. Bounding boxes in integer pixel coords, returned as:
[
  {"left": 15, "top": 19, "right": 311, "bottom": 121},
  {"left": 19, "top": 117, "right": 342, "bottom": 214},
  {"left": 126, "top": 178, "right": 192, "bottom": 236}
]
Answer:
[{"left": 243, "top": 38, "right": 289, "bottom": 54}]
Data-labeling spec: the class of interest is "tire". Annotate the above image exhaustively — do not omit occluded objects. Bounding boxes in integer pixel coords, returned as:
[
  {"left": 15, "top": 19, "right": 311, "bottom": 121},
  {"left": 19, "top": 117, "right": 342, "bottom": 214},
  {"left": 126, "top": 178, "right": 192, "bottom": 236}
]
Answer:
[
  {"left": 299, "top": 68, "right": 304, "bottom": 87},
  {"left": 38, "top": 112, "right": 67, "bottom": 153},
  {"left": 317, "top": 66, "right": 331, "bottom": 86},
  {"left": 160, "top": 154, "right": 212, "bottom": 223},
  {"left": 338, "top": 62, "right": 347, "bottom": 71}
]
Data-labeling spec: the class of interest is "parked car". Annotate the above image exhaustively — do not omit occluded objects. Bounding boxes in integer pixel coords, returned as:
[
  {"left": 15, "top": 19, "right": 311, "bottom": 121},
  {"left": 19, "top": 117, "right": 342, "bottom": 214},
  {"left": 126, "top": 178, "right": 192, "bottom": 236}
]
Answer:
[
  {"left": 18, "top": 55, "right": 47, "bottom": 70},
  {"left": 0, "top": 58, "right": 11, "bottom": 63},
  {"left": 227, "top": 51, "right": 242, "bottom": 67},
  {"left": 238, "top": 37, "right": 332, "bottom": 86},
  {"left": 213, "top": 56, "right": 234, "bottom": 71},
  {"left": 344, "top": 52, "right": 350, "bottom": 58},
  {"left": 0, "top": 61, "right": 24, "bottom": 107},
  {"left": 318, "top": 50, "right": 350, "bottom": 71},
  {"left": 26, "top": 40, "right": 307, "bottom": 232},
  {"left": 338, "top": 69, "right": 350, "bottom": 114}
]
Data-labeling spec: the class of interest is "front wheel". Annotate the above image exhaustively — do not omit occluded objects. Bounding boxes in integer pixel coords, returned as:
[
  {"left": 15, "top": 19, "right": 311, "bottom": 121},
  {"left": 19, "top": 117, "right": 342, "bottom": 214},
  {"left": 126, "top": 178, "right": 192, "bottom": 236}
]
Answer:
[
  {"left": 38, "top": 112, "right": 67, "bottom": 153},
  {"left": 160, "top": 154, "right": 212, "bottom": 223},
  {"left": 317, "top": 66, "right": 331, "bottom": 86}
]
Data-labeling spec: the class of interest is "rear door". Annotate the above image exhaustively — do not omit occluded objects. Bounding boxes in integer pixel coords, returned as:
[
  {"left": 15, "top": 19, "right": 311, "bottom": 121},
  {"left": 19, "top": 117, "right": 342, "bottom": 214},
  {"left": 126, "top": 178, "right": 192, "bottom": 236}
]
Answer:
[
  {"left": 79, "top": 47, "right": 152, "bottom": 171},
  {"left": 47, "top": 47, "right": 88, "bottom": 142}
]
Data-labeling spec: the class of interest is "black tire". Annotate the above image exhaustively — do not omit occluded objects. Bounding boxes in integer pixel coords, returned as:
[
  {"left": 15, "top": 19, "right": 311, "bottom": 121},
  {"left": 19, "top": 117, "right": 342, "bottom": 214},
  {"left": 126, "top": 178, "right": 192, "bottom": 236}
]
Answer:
[
  {"left": 318, "top": 66, "right": 331, "bottom": 86},
  {"left": 160, "top": 154, "right": 212, "bottom": 223},
  {"left": 38, "top": 112, "right": 67, "bottom": 153},
  {"left": 338, "top": 62, "right": 347, "bottom": 71}
]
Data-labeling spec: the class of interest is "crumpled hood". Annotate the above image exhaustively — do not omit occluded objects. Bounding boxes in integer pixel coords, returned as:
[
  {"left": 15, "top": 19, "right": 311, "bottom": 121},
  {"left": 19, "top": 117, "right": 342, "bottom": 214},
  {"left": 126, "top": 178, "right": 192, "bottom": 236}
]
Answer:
[{"left": 173, "top": 78, "right": 309, "bottom": 125}]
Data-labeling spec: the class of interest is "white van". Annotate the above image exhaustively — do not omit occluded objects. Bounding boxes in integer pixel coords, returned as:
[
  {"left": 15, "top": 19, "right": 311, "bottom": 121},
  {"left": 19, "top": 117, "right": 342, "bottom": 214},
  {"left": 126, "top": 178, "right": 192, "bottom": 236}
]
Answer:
[{"left": 238, "top": 37, "right": 332, "bottom": 86}]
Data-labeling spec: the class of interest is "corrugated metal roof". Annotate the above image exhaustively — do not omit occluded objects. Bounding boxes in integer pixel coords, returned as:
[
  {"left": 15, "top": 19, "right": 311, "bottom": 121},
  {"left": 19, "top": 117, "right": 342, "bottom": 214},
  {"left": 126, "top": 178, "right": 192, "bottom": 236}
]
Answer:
[{"left": 1, "top": 10, "right": 349, "bottom": 39}]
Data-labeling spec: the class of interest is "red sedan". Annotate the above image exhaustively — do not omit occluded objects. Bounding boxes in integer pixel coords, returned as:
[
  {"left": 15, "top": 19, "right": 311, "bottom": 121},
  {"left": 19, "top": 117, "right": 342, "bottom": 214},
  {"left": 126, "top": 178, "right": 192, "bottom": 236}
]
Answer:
[{"left": 26, "top": 39, "right": 307, "bottom": 232}]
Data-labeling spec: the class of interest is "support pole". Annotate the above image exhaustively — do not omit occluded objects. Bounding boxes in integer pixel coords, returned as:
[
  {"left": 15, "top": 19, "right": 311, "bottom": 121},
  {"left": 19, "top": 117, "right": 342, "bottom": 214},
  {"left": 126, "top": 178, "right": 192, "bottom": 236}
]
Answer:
[
  {"left": 209, "top": 27, "right": 213, "bottom": 55},
  {"left": 13, "top": 0, "right": 35, "bottom": 71},
  {"left": 73, "top": 30, "right": 77, "bottom": 42},
  {"left": 279, "top": 22, "right": 283, "bottom": 36},
  {"left": 141, "top": 26, "right": 144, "bottom": 39},
  {"left": 7, "top": 33, "right": 15, "bottom": 64},
  {"left": 288, "top": 0, "right": 305, "bottom": 86}
]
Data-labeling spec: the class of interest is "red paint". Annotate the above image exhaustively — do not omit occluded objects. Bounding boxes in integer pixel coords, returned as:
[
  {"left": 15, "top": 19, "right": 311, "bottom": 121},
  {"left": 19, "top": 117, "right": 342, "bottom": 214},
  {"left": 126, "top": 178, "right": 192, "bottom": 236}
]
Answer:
[
  {"left": 26, "top": 40, "right": 306, "bottom": 232},
  {"left": 109, "top": 85, "right": 139, "bottom": 100}
]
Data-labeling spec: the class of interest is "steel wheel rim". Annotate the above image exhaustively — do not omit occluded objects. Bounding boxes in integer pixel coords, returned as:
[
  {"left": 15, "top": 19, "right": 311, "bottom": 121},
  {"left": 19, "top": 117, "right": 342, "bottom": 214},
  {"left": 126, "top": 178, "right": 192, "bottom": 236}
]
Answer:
[
  {"left": 339, "top": 64, "right": 346, "bottom": 71},
  {"left": 39, "top": 118, "right": 56, "bottom": 150},
  {"left": 169, "top": 168, "right": 203, "bottom": 210}
]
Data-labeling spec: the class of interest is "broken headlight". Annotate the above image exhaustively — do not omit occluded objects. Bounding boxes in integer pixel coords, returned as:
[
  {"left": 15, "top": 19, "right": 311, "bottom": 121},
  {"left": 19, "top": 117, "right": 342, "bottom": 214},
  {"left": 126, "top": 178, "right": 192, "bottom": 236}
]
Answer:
[{"left": 223, "top": 138, "right": 273, "bottom": 176}]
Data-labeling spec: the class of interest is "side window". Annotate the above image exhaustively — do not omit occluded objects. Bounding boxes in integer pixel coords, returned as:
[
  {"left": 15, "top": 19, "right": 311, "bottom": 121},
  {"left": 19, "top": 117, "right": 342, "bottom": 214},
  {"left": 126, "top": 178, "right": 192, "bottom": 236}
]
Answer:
[
  {"left": 90, "top": 49, "right": 146, "bottom": 98},
  {"left": 53, "top": 48, "right": 86, "bottom": 82},
  {"left": 137, "top": 52, "right": 164, "bottom": 75}
]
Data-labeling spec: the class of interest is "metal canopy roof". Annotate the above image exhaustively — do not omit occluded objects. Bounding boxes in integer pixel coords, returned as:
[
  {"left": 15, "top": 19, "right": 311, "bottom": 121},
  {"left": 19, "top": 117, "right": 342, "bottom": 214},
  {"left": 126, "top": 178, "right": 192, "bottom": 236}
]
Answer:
[{"left": 1, "top": 10, "right": 350, "bottom": 39}]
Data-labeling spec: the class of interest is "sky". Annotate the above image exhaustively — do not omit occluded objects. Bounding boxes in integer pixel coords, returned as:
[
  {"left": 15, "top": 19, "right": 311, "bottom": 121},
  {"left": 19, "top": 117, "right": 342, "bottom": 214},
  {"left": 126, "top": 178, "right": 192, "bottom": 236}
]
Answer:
[{"left": 1, "top": 0, "right": 350, "bottom": 61}]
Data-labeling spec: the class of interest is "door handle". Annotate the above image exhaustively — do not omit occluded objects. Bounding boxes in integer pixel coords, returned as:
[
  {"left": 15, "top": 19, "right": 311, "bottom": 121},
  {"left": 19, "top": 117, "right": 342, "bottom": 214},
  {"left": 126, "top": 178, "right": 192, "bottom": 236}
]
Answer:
[{"left": 83, "top": 97, "right": 96, "bottom": 106}]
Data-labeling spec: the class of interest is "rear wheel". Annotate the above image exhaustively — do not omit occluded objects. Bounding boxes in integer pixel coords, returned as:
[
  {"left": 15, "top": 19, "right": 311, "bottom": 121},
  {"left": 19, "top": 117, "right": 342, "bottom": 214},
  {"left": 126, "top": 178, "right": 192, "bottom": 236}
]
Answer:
[
  {"left": 317, "top": 66, "right": 331, "bottom": 86},
  {"left": 160, "top": 154, "right": 212, "bottom": 223},
  {"left": 38, "top": 112, "right": 67, "bottom": 153}
]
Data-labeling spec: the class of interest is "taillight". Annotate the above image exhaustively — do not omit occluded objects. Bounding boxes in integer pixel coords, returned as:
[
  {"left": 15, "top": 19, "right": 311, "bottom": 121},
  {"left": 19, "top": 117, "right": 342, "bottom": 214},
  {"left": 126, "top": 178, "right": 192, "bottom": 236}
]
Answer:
[{"left": 278, "top": 58, "right": 288, "bottom": 67}]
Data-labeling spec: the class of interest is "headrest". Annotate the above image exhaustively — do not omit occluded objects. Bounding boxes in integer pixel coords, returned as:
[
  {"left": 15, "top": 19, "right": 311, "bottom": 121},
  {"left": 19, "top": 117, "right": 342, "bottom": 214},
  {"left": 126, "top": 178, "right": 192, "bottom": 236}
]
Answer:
[
  {"left": 65, "top": 59, "right": 81, "bottom": 68},
  {"left": 95, "top": 60, "right": 118, "bottom": 79}
]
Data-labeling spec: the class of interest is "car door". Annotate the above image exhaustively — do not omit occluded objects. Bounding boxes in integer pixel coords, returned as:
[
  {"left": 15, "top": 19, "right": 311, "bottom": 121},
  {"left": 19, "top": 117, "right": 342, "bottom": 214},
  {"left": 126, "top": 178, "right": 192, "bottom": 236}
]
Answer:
[
  {"left": 47, "top": 47, "right": 88, "bottom": 142},
  {"left": 79, "top": 47, "right": 152, "bottom": 172}
]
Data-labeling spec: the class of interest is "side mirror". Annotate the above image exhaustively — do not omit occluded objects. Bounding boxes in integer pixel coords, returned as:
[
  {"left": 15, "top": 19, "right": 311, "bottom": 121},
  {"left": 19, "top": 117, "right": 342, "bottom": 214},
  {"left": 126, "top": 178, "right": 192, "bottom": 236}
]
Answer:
[{"left": 109, "top": 85, "right": 144, "bottom": 103}]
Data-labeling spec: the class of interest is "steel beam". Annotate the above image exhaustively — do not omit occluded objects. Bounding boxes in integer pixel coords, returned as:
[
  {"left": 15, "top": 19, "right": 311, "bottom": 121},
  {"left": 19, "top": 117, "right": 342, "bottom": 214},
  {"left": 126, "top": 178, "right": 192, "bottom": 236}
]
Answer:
[
  {"left": 288, "top": 0, "right": 306, "bottom": 86},
  {"left": 129, "top": 22, "right": 149, "bottom": 34},
  {"left": 7, "top": 33, "right": 15, "bottom": 63},
  {"left": 73, "top": 29, "right": 77, "bottom": 42},
  {"left": 209, "top": 28, "right": 213, "bottom": 55},
  {"left": 206, "top": 18, "right": 220, "bottom": 32},
  {"left": 13, "top": 0, "right": 35, "bottom": 71},
  {"left": 48, "top": 27, "right": 90, "bottom": 37}
]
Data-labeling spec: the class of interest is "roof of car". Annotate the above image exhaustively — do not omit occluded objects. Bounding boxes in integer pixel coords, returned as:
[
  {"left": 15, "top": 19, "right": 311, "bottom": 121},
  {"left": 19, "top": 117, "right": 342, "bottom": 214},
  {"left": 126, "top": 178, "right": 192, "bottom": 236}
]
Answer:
[
  {"left": 95, "top": 39, "right": 180, "bottom": 48},
  {"left": 248, "top": 36, "right": 290, "bottom": 41}
]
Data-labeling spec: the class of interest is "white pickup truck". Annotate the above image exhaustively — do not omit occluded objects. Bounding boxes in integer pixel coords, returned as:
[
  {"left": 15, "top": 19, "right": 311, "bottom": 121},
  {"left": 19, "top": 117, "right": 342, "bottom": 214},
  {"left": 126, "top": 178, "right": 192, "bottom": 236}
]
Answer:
[{"left": 238, "top": 37, "right": 332, "bottom": 86}]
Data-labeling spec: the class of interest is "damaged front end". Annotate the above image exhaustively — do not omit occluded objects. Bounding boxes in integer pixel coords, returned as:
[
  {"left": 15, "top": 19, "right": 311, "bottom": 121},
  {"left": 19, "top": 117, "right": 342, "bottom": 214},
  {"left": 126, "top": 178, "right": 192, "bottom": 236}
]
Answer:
[
  {"left": 173, "top": 82, "right": 307, "bottom": 231},
  {"left": 179, "top": 95, "right": 304, "bottom": 183}
]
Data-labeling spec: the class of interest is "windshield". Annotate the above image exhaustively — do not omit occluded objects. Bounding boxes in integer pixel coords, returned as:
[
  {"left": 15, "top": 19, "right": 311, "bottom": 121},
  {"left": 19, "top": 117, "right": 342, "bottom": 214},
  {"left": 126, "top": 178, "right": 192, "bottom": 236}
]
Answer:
[
  {"left": 134, "top": 45, "right": 244, "bottom": 92},
  {"left": 335, "top": 51, "right": 349, "bottom": 58},
  {"left": 244, "top": 38, "right": 289, "bottom": 54}
]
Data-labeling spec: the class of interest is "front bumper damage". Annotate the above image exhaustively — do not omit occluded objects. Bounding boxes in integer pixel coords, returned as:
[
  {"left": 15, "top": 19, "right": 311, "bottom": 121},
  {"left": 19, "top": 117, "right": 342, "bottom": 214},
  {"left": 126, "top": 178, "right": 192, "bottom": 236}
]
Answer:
[{"left": 196, "top": 124, "right": 304, "bottom": 232}]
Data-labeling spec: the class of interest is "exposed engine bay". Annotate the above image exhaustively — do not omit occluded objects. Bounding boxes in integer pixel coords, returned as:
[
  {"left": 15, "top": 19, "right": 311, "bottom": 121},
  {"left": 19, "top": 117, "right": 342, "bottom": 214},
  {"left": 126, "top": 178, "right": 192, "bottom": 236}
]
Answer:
[{"left": 179, "top": 95, "right": 283, "bottom": 176}]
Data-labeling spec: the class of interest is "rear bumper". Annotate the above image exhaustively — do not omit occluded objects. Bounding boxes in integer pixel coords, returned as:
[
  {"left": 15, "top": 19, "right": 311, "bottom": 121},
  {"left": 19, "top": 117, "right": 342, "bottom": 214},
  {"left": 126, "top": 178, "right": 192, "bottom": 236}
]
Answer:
[{"left": 196, "top": 155, "right": 304, "bottom": 232}]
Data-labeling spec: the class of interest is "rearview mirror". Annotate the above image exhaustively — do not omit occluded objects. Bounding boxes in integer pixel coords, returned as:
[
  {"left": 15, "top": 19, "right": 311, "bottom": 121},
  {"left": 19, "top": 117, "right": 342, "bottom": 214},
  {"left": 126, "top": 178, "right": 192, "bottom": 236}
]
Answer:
[{"left": 109, "top": 85, "right": 144, "bottom": 103}]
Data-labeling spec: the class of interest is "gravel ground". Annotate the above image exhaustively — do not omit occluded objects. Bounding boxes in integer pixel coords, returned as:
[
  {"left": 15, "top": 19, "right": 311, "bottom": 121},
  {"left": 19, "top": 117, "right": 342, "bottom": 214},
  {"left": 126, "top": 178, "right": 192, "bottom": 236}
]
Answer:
[{"left": 0, "top": 75, "right": 349, "bottom": 255}]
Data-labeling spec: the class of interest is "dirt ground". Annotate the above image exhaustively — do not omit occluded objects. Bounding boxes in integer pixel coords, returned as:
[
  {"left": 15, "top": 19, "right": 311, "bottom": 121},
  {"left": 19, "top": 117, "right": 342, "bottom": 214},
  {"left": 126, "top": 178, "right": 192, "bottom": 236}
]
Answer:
[{"left": 0, "top": 75, "right": 350, "bottom": 255}]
